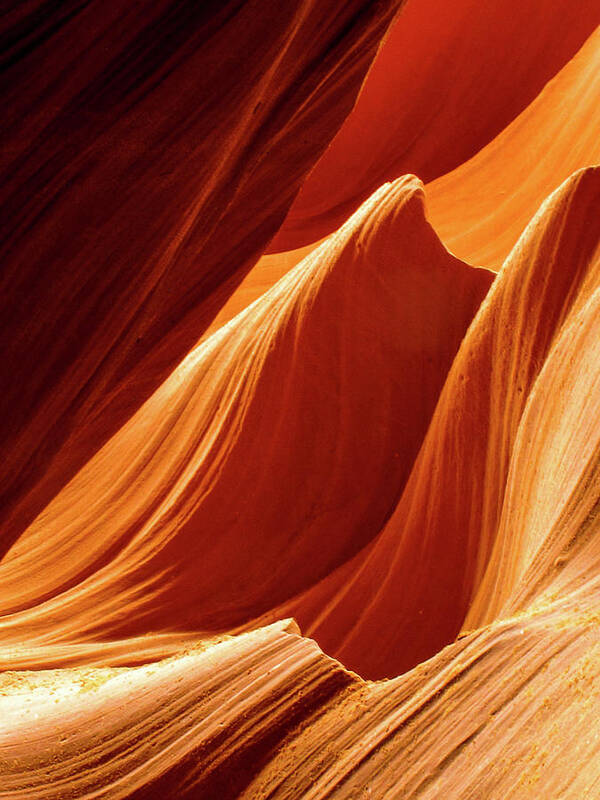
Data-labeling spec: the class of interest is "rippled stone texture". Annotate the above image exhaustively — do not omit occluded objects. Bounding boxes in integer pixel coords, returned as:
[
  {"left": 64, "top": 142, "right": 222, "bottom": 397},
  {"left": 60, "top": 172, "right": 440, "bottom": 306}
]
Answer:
[{"left": 1, "top": 3, "right": 600, "bottom": 799}]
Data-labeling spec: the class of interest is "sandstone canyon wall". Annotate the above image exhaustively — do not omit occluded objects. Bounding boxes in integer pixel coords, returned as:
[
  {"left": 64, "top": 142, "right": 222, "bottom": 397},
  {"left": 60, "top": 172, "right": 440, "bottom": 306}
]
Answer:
[{"left": 1, "top": 1, "right": 600, "bottom": 798}]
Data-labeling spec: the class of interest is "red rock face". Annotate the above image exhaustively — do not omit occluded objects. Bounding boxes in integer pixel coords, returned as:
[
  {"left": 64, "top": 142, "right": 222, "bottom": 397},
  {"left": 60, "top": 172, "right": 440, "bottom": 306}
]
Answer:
[
  {"left": 269, "top": 0, "right": 600, "bottom": 251},
  {"left": 0, "top": 0, "right": 403, "bottom": 555},
  {"left": 0, "top": 176, "right": 492, "bottom": 648},
  {"left": 1, "top": 3, "right": 600, "bottom": 798}
]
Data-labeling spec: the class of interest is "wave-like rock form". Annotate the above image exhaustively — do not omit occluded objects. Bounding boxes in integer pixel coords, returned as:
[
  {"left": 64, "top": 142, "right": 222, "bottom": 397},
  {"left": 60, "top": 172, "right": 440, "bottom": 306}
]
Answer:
[
  {"left": 0, "top": 621, "right": 355, "bottom": 799},
  {"left": 5, "top": 167, "right": 599, "bottom": 799},
  {"left": 269, "top": 0, "right": 600, "bottom": 251},
  {"left": 0, "top": 0, "right": 402, "bottom": 556},
  {"left": 0, "top": 176, "right": 491, "bottom": 659},
  {"left": 426, "top": 25, "right": 600, "bottom": 268},
  {"left": 207, "top": 23, "right": 600, "bottom": 333},
  {"left": 2, "top": 4, "right": 600, "bottom": 798},
  {"left": 244, "top": 606, "right": 600, "bottom": 799},
  {"left": 272, "top": 166, "right": 600, "bottom": 679},
  {"left": 1, "top": 167, "right": 598, "bottom": 798}
]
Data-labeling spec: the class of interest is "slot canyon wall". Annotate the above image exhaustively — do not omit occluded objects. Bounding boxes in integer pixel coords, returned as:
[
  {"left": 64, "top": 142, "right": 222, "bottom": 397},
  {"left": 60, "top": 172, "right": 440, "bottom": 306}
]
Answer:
[{"left": 1, "top": 1, "right": 600, "bottom": 798}]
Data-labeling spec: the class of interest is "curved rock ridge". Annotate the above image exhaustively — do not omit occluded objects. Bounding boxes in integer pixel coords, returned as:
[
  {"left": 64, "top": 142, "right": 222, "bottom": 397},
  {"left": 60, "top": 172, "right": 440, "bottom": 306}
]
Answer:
[
  {"left": 2, "top": 170, "right": 598, "bottom": 799},
  {"left": 2, "top": 611, "right": 600, "bottom": 797},
  {"left": 208, "top": 23, "right": 600, "bottom": 331},
  {"left": 0, "top": 0, "right": 403, "bottom": 557},
  {"left": 0, "top": 620, "right": 357, "bottom": 799},
  {"left": 426, "top": 24, "right": 600, "bottom": 268},
  {"left": 268, "top": 1, "right": 600, "bottom": 251},
  {"left": 258, "top": 166, "right": 600, "bottom": 680},
  {"left": 241, "top": 604, "right": 600, "bottom": 799},
  {"left": 0, "top": 176, "right": 492, "bottom": 659}
]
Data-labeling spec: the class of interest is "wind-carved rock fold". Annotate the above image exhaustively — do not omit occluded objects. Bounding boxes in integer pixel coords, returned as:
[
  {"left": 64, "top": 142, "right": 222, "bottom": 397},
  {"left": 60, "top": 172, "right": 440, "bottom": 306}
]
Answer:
[
  {"left": 213, "top": 24, "right": 600, "bottom": 331},
  {"left": 0, "top": 167, "right": 599, "bottom": 797},
  {"left": 240, "top": 172, "right": 600, "bottom": 796},
  {"left": 0, "top": 621, "right": 358, "bottom": 799},
  {"left": 268, "top": 166, "right": 600, "bottom": 681},
  {"left": 0, "top": 176, "right": 491, "bottom": 661}
]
